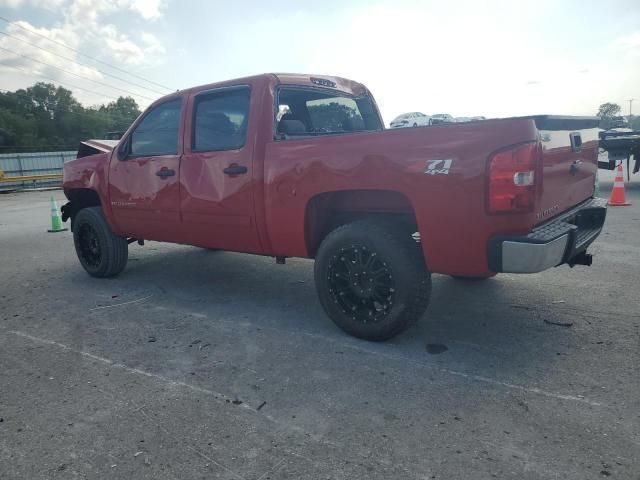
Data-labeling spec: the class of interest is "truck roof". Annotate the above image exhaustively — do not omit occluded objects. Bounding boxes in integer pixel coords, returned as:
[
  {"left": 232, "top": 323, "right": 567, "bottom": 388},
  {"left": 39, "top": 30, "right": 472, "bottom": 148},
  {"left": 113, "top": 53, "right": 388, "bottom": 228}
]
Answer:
[
  {"left": 272, "top": 73, "right": 369, "bottom": 96},
  {"left": 163, "top": 73, "right": 369, "bottom": 105}
]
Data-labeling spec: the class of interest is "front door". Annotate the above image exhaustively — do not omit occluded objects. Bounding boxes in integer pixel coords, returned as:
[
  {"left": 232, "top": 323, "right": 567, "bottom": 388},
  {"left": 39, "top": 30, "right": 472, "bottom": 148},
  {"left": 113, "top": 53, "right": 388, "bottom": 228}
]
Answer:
[
  {"left": 108, "top": 97, "right": 184, "bottom": 242},
  {"left": 179, "top": 86, "right": 261, "bottom": 253}
]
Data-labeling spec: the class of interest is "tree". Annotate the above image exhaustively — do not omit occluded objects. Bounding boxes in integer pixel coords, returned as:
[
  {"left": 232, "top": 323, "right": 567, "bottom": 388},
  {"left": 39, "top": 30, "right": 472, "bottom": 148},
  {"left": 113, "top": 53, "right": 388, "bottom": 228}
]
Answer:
[
  {"left": 0, "top": 83, "right": 142, "bottom": 152},
  {"left": 597, "top": 102, "right": 621, "bottom": 119},
  {"left": 307, "top": 102, "right": 360, "bottom": 132},
  {"left": 99, "top": 96, "right": 141, "bottom": 132}
]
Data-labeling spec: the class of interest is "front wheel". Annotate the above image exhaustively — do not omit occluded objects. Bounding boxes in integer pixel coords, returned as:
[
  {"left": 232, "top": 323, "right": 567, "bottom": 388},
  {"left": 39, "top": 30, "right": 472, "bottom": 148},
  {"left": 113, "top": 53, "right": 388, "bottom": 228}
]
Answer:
[
  {"left": 73, "top": 207, "right": 128, "bottom": 277},
  {"left": 314, "top": 220, "right": 431, "bottom": 341}
]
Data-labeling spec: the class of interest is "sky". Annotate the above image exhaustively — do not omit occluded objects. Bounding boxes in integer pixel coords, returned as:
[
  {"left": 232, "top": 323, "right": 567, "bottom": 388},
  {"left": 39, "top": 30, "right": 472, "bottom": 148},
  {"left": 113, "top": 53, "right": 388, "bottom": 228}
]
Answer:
[{"left": 0, "top": 0, "right": 639, "bottom": 124}]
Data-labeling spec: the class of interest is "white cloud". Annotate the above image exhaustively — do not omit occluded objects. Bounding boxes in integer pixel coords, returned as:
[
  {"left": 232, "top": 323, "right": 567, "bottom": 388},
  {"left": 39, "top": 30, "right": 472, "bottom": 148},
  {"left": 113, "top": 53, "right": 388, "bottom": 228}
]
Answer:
[
  {"left": 0, "top": 0, "right": 64, "bottom": 9},
  {"left": 0, "top": 0, "right": 170, "bottom": 106},
  {"left": 226, "top": 2, "right": 638, "bottom": 122},
  {"left": 130, "top": 0, "right": 165, "bottom": 20},
  {"left": 611, "top": 31, "right": 640, "bottom": 56},
  {"left": 103, "top": 30, "right": 165, "bottom": 65}
]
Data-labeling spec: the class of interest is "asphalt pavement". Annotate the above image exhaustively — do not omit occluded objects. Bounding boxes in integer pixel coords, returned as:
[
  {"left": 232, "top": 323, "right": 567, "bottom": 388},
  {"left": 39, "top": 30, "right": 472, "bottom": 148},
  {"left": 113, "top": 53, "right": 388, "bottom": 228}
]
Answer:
[{"left": 0, "top": 168, "right": 638, "bottom": 479}]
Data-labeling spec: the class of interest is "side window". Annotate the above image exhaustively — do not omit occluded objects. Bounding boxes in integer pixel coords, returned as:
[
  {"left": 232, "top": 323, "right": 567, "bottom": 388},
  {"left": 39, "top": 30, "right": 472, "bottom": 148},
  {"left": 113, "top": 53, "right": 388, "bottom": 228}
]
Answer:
[
  {"left": 130, "top": 99, "right": 181, "bottom": 156},
  {"left": 193, "top": 87, "right": 250, "bottom": 152}
]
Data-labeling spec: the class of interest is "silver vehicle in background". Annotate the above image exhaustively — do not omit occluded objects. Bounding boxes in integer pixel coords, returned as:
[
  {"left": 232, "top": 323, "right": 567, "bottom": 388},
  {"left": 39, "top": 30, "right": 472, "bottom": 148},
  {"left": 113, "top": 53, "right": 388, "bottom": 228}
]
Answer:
[
  {"left": 455, "top": 116, "right": 487, "bottom": 123},
  {"left": 389, "top": 112, "right": 432, "bottom": 128},
  {"left": 429, "top": 113, "right": 455, "bottom": 124}
]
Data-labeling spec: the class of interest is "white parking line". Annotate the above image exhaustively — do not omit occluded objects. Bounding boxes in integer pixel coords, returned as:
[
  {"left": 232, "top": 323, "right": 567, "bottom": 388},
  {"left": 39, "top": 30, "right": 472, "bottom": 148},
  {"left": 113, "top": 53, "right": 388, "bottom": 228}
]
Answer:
[
  {"left": 175, "top": 312, "right": 606, "bottom": 408},
  {"left": 8, "top": 324, "right": 603, "bottom": 409},
  {"left": 8, "top": 329, "right": 256, "bottom": 414},
  {"left": 4, "top": 328, "right": 367, "bottom": 475}
]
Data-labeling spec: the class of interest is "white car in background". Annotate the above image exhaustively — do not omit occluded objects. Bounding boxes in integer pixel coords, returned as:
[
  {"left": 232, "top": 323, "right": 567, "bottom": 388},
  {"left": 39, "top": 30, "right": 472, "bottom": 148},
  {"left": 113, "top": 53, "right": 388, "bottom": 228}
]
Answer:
[{"left": 390, "top": 112, "right": 431, "bottom": 128}]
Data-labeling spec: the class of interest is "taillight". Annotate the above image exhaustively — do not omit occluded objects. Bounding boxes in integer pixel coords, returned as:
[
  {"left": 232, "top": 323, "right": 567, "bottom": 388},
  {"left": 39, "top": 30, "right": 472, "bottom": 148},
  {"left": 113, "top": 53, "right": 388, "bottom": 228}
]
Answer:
[{"left": 488, "top": 142, "right": 538, "bottom": 214}]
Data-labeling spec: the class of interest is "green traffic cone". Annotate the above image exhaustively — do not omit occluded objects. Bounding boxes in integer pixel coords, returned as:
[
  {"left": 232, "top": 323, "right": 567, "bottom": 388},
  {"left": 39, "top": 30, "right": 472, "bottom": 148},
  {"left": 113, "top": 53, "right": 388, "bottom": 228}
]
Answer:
[{"left": 48, "top": 196, "right": 68, "bottom": 233}]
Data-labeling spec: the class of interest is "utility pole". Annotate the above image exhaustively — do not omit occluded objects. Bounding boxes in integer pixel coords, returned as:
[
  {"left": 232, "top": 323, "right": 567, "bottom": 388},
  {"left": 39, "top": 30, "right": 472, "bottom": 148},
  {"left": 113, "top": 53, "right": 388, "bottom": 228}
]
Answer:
[{"left": 629, "top": 98, "right": 635, "bottom": 119}]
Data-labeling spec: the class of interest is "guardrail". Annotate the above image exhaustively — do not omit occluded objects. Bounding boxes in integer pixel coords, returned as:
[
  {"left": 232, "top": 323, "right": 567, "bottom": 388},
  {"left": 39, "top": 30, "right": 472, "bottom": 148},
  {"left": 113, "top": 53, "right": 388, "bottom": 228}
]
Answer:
[
  {"left": 0, "top": 171, "right": 63, "bottom": 183},
  {"left": 0, "top": 150, "right": 76, "bottom": 191}
]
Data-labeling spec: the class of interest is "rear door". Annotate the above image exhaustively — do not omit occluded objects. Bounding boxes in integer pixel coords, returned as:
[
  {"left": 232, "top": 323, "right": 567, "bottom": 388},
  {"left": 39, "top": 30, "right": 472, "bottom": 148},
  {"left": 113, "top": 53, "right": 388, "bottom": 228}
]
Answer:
[
  {"left": 108, "top": 97, "right": 184, "bottom": 241},
  {"left": 179, "top": 85, "right": 261, "bottom": 252},
  {"left": 535, "top": 116, "right": 599, "bottom": 222}
]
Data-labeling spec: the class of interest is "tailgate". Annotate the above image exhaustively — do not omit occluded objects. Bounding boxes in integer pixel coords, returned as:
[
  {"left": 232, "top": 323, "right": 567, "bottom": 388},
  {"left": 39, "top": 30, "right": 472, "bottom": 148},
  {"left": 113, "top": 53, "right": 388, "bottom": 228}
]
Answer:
[{"left": 533, "top": 116, "right": 600, "bottom": 223}]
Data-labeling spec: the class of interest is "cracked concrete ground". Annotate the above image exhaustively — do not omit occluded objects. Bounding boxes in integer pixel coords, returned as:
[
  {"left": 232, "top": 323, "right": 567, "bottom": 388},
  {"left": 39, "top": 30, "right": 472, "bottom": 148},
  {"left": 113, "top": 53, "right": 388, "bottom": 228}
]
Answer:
[{"left": 0, "top": 168, "right": 638, "bottom": 479}]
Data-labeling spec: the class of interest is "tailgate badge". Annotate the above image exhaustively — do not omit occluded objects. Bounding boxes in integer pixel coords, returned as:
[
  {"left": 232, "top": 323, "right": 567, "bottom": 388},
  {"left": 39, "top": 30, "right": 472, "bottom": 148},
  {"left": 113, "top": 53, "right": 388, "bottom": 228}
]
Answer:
[
  {"left": 425, "top": 159, "right": 453, "bottom": 175},
  {"left": 536, "top": 204, "right": 559, "bottom": 220}
]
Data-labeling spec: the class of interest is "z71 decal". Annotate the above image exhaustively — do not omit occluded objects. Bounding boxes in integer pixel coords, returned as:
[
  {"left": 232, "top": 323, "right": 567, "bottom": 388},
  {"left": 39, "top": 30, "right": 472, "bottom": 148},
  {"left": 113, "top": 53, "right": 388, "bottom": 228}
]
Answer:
[{"left": 425, "top": 159, "right": 453, "bottom": 175}]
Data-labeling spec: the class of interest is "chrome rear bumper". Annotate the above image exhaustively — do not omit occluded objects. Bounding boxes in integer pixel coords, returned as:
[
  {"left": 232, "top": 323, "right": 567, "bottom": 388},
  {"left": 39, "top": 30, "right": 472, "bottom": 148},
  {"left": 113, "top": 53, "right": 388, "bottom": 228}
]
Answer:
[{"left": 489, "top": 197, "right": 607, "bottom": 274}]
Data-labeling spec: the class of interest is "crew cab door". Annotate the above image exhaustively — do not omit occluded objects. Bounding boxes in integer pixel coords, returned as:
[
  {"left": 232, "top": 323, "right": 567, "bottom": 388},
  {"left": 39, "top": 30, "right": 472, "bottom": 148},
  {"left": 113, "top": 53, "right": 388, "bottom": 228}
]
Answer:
[
  {"left": 108, "top": 97, "right": 184, "bottom": 241},
  {"left": 179, "top": 86, "right": 261, "bottom": 252}
]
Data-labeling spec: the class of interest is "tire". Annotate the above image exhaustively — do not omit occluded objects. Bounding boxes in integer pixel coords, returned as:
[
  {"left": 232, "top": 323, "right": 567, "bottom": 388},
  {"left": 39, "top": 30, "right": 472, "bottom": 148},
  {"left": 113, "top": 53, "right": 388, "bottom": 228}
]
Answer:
[
  {"left": 314, "top": 220, "right": 431, "bottom": 341},
  {"left": 73, "top": 206, "right": 128, "bottom": 278},
  {"left": 413, "top": 122, "right": 418, "bottom": 127}
]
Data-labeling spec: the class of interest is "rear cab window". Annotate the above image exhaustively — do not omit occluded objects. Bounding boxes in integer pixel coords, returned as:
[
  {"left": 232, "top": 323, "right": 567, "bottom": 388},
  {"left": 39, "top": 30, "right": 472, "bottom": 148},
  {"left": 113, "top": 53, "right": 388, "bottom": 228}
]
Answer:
[{"left": 276, "top": 87, "right": 382, "bottom": 138}]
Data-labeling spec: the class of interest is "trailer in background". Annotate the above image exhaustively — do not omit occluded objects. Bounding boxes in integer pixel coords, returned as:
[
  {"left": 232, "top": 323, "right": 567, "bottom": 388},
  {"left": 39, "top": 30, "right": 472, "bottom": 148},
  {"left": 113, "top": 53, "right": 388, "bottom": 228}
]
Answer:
[{"left": 599, "top": 129, "right": 640, "bottom": 178}]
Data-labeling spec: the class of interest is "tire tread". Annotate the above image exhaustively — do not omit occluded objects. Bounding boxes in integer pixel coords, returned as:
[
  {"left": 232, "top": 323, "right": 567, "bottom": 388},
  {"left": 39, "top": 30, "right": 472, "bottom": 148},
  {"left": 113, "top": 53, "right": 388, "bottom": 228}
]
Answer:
[{"left": 73, "top": 207, "right": 128, "bottom": 277}]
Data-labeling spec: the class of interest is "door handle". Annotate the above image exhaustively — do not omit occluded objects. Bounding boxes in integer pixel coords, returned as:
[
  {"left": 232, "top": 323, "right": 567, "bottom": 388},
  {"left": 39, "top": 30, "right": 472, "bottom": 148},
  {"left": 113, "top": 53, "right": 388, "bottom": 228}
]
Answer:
[
  {"left": 156, "top": 168, "right": 175, "bottom": 178},
  {"left": 223, "top": 164, "right": 248, "bottom": 176}
]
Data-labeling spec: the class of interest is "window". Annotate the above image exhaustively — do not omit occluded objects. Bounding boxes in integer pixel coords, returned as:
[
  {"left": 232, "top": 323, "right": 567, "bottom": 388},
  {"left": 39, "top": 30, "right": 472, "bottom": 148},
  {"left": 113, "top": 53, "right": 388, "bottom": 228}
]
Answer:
[
  {"left": 276, "top": 88, "right": 382, "bottom": 138},
  {"left": 306, "top": 96, "right": 365, "bottom": 133},
  {"left": 193, "top": 87, "right": 250, "bottom": 152},
  {"left": 130, "top": 99, "right": 181, "bottom": 156}
]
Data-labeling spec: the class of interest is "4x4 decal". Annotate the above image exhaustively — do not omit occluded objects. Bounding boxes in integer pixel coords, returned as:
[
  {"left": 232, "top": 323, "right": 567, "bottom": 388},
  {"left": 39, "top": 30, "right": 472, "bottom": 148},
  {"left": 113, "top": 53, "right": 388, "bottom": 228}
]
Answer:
[{"left": 425, "top": 159, "right": 453, "bottom": 175}]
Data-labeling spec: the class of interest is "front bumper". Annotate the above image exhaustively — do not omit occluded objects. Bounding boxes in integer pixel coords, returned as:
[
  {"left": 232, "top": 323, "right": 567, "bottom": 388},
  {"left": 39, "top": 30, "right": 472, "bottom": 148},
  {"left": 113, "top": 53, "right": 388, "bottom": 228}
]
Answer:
[{"left": 489, "top": 197, "right": 607, "bottom": 273}]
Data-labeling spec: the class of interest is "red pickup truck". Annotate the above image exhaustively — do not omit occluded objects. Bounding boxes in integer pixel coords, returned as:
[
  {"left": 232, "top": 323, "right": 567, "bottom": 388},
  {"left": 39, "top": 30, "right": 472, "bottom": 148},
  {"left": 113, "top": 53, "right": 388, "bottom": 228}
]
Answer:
[{"left": 62, "top": 73, "right": 607, "bottom": 341}]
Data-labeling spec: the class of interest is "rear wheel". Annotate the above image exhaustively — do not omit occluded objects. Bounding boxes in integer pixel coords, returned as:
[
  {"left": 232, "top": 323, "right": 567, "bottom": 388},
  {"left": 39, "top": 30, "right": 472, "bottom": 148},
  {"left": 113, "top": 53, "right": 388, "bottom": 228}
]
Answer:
[
  {"left": 73, "top": 207, "right": 128, "bottom": 277},
  {"left": 314, "top": 220, "right": 431, "bottom": 341}
]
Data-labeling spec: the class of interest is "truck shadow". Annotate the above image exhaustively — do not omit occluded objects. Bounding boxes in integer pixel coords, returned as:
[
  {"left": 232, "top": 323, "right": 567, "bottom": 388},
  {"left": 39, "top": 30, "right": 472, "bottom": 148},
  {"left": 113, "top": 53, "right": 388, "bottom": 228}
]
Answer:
[{"left": 119, "top": 244, "right": 579, "bottom": 378}]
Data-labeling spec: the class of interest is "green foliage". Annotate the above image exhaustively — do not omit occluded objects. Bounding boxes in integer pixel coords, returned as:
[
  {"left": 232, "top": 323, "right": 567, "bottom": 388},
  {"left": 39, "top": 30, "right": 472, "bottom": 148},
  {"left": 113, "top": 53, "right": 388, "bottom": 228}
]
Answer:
[
  {"left": 307, "top": 102, "right": 360, "bottom": 132},
  {"left": 0, "top": 82, "right": 142, "bottom": 152},
  {"left": 596, "top": 102, "right": 621, "bottom": 119}
]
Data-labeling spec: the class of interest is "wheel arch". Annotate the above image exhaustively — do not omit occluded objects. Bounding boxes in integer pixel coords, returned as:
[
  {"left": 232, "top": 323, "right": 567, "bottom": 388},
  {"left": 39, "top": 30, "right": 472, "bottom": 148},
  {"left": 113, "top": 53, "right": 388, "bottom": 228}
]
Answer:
[
  {"left": 62, "top": 188, "right": 102, "bottom": 230},
  {"left": 304, "top": 189, "right": 422, "bottom": 260}
]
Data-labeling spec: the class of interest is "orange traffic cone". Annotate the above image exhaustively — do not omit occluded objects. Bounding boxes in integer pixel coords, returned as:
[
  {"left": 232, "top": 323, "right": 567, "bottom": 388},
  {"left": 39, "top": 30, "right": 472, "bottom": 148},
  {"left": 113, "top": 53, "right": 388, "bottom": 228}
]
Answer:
[{"left": 608, "top": 162, "right": 631, "bottom": 207}]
